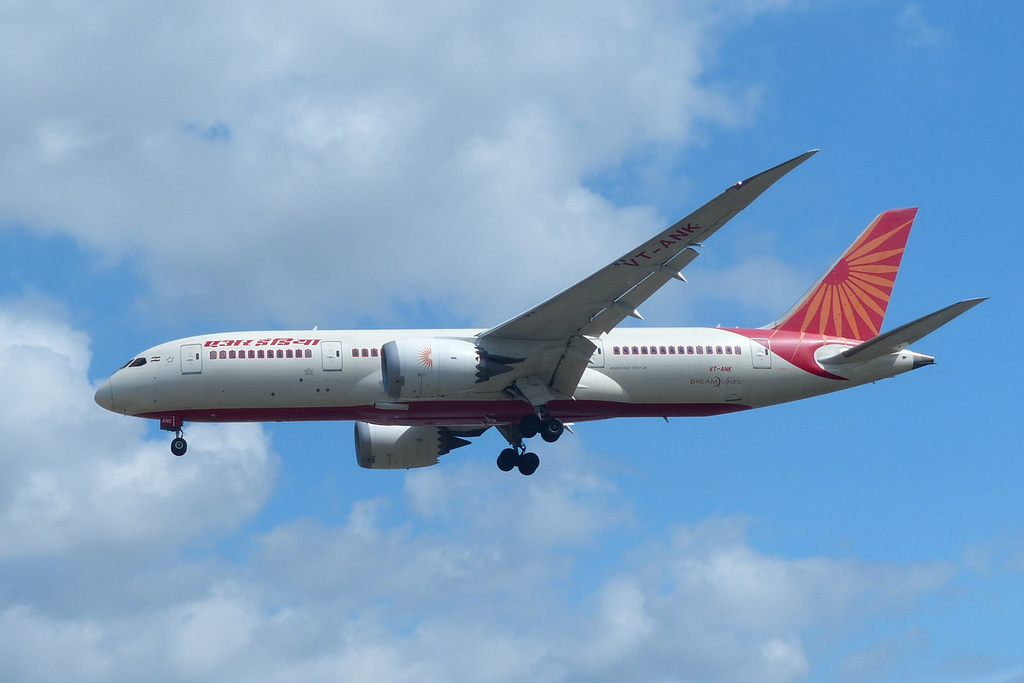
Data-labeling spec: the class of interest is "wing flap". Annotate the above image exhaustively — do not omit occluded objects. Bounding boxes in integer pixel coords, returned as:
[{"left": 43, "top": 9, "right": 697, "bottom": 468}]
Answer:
[{"left": 548, "top": 335, "right": 598, "bottom": 398}]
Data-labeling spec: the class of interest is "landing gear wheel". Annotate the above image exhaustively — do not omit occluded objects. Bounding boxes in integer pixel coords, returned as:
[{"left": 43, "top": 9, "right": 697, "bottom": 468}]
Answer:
[
  {"left": 517, "top": 452, "right": 540, "bottom": 476},
  {"left": 497, "top": 448, "right": 518, "bottom": 472},
  {"left": 540, "top": 418, "right": 564, "bottom": 443},
  {"left": 519, "top": 414, "right": 541, "bottom": 439},
  {"left": 170, "top": 437, "right": 188, "bottom": 456}
]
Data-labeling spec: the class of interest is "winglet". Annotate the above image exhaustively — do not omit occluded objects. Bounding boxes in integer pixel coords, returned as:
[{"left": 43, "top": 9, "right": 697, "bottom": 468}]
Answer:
[
  {"left": 734, "top": 150, "right": 819, "bottom": 191},
  {"left": 680, "top": 149, "right": 819, "bottom": 239}
]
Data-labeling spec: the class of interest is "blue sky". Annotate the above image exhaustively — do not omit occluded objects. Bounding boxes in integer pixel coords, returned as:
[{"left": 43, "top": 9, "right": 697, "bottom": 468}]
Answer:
[{"left": 0, "top": 2, "right": 1020, "bottom": 681}]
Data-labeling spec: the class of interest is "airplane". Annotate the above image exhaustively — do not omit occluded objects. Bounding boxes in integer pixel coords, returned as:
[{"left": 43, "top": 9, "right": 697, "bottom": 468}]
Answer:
[{"left": 94, "top": 150, "right": 984, "bottom": 475}]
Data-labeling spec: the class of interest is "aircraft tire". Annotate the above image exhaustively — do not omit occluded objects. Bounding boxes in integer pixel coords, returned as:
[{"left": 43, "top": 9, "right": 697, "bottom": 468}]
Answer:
[
  {"left": 540, "top": 418, "right": 564, "bottom": 443},
  {"left": 518, "top": 452, "right": 540, "bottom": 476},
  {"left": 519, "top": 414, "right": 541, "bottom": 439},
  {"left": 170, "top": 437, "right": 188, "bottom": 456},
  {"left": 497, "top": 448, "right": 518, "bottom": 472}
]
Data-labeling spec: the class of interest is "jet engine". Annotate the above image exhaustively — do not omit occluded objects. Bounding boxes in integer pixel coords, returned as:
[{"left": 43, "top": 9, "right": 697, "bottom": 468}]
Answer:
[
  {"left": 354, "top": 422, "right": 471, "bottom": 470},
  {"left": 381, "top": 337, "right": 518, "bottom": 400}
]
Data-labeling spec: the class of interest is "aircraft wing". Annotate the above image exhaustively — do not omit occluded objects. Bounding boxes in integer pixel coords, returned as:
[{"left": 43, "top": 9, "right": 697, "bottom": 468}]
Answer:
[{"left": 479, "top": 150, "right": 818, "bottom": 401}]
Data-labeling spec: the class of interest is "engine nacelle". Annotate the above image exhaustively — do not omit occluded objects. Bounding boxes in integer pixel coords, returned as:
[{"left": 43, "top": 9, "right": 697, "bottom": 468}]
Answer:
[
  {"left": 381, "top": 337, "right": 481, "bottom": 400},
  {"left": 354, "top": 422, "right": 469, "bottom": 470}
]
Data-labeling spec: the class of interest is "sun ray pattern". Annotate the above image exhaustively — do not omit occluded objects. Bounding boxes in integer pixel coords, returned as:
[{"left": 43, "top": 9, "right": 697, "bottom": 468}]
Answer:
[{"left": 772, "top": 208, "right": 917, "bottom": 340}]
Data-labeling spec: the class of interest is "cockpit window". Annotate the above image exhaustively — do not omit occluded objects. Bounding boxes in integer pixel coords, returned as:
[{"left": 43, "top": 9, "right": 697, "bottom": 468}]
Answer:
[{"left": 128, "top": 358, "right": 148, "bottom": 368}]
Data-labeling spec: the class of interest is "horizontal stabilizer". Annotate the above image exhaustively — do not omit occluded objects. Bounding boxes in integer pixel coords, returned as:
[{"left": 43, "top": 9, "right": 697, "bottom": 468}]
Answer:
[{"left": 820, "top": 298, "right": 986, "bottom": 366}]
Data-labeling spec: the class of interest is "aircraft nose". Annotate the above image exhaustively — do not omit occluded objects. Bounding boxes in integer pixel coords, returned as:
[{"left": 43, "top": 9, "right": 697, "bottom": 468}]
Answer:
[{"left": 94, "top": 378, "right": 115, "bottom": 412}]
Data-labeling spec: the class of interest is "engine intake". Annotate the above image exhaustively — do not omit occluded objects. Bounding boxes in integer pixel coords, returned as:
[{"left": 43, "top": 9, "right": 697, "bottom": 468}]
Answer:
[{"left": 354, "top": 422, "right": 471, "bottom": 469}]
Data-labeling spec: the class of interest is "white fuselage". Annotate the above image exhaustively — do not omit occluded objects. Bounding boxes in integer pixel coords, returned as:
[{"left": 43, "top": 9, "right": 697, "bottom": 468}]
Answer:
[{"left": 95, "top": 326, "right": 923, "bottom": 428}]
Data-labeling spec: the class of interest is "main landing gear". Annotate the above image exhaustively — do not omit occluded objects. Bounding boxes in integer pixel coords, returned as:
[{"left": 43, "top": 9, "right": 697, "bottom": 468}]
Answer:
[
  {"left": 495, "top": 413, "right": 564, "bottom": 476},
  {"left": 497, "top": 445, "right": 540, "bottom": 476}
]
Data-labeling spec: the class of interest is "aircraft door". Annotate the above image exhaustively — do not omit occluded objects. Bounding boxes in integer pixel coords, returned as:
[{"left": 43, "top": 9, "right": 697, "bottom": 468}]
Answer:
[
  {"left": 321, "top": 341, "right": 344, "bottom": 371},
  {"left": 750, "top": 338, "right": 772, "bottom": 369},
  {"left": 181, "top": 344, "right": 203, "bottom": 374}
]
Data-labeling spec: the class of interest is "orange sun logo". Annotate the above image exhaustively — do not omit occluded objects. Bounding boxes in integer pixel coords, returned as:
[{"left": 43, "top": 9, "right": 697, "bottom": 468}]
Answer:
[
  {"left": 774, "top": 209, "right": 915, "bottom": 340},
  {"left": 418, "top": 346, "right": 434, "bottom": 369}
]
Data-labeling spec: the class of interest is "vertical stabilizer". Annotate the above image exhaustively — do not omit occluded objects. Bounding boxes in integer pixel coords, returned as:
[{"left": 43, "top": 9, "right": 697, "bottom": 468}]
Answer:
[{"left": 769, "top": 208, "right": 917, "bottom": 340}]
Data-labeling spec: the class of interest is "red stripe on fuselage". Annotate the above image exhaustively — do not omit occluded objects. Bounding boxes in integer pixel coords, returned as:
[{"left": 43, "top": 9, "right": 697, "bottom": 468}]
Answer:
[
  {"left": 139, "top": 399, "right": 751, "bottom": 427},
  {"left": 731, "top": 328, "right": 847, "bottom": 380}
]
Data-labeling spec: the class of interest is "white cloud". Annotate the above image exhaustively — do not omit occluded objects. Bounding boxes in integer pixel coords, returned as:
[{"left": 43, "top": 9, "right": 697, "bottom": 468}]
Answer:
[
  {"left": 0, "top": 1, "right": 789, "bottom": 327},
  {"left": 837, "top": 626, "right": 930, "bottom": 683},
  {"left": 897, "top": 4, "right": 950, "bottom": 47},
  {"left": 0, "top": 301, "right": 277, "bottom": 559}
]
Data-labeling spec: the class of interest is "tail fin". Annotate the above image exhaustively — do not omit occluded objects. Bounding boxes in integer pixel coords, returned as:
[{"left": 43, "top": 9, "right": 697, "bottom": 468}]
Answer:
[{"left": 769, "top": 207, "right": 917, "bottom": 340}]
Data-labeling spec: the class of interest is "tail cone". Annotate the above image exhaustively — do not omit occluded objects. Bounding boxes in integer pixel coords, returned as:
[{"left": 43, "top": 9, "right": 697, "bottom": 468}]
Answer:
[{"left": 911, "top": 353, "right": 935, "bottom": 369}]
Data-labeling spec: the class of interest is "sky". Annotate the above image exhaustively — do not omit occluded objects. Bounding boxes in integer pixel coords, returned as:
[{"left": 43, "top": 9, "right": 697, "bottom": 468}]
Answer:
[{"left": 0, "top": 1, "right": 1021, "bottom": 681}]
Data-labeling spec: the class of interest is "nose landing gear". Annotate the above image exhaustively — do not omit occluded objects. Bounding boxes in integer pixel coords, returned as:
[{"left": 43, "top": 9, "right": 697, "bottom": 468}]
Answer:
[
  {"left": 170, "top": 434, "right": 188, "bottom": 456},
  {"left": 160, "top": 416, "right": 187, "bottom": 456}
]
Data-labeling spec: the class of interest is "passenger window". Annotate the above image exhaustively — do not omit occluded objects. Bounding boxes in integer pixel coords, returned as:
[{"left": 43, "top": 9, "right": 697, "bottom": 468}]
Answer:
[
  {"left": 734, "top": 346, "right": 742, "bottom": 355},
  {"left": 209, "top": 351, "right": 216, "bottom": 360},
  {"left": 613, "top": 346, "right": 621, "bottom": 355},
  {"left": 706, "top": 346, "right": 713, "bottom": 354},
  {"left": 248, "top": 350, "right": 255, "bottom": 358},
  {"left": 219, "top": 350, "right": 227, "bottom": 359},
  {"left": 352, "top": 349, "right": 359, "bottom": 357},
  {"left": 716, "top": 346, "right": 723, "bottom": 354},
  {"left": 641, "top": 346, "right": 648, "bottom": 355},
  {"left": 371, "top": 348, "right": 378, "bottom": 357},
  {"left": 696, "top": 346, "right": 703, "bottom": 355},
  {"left": 258, "top": 350, "right": 265, "bottom": 358},
  {"left": 229, "top": 350, "right": 236, "bottom": 359},
  {"left": 277, "top": 349, "right": 284, "bottom": 358},
  {"left": 668, "top": 346, "right": 675, "bottom": 355},
  {"left": 305, "top": 349, "right": 312, "bottom": 358},
  {"left": 686, "top": 346, "right": 694, "bottom": 354},
  {"left": 362, "top": 348, "right": 369, "bottom": 357},
  {"left": 725, "top": 346, "right": 733, "bottom": 355},
  {"left": 286, "top": 349, "right": 293, "bottom": 358},
  {"left": 631, "top": 346, "right": 639, "bottom": 355},
  {"left": 659, "top": 346, "right": 667, "bottom": 354}
]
